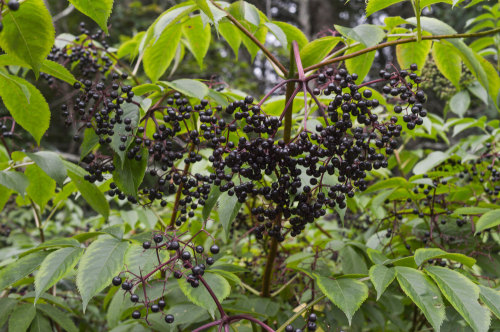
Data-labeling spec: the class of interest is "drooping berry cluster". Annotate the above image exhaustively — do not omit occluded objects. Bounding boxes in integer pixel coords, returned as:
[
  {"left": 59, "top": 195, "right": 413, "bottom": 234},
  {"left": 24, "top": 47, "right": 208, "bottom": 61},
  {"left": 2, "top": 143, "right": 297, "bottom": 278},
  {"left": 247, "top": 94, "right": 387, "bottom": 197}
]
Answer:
[
  {"left": 48, "top": 22, "right": 113, "bottom": 78},
  {"left": 111, "top": 228, "right": 220, "bottom": 324}
]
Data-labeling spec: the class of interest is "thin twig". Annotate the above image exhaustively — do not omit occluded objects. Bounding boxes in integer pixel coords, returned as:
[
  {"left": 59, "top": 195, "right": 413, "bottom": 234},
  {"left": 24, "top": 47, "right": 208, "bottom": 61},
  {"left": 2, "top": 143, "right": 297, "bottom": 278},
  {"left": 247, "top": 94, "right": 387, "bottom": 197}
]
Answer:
[{"left": 304, "top": 28, "right": 500, "bottom": 73}]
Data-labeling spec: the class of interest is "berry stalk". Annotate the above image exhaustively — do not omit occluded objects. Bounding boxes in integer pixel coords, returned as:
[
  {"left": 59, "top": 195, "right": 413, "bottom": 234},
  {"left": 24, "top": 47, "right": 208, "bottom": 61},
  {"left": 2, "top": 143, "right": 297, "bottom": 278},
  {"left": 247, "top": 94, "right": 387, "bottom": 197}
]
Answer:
[{"left": 262, "top": 44, "right": 298, "bottom": 297}]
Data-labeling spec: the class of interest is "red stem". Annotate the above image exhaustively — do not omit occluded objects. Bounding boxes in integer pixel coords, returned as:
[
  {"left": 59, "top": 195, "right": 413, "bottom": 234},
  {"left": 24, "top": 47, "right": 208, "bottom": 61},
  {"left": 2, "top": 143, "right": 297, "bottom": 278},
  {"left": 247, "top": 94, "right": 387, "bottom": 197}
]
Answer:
[
  {"left": 192, "top": 320, "right": 223, "bottom": 332},
  {"left": 229, "top": 315, "right": 275, "bottom": 331}
]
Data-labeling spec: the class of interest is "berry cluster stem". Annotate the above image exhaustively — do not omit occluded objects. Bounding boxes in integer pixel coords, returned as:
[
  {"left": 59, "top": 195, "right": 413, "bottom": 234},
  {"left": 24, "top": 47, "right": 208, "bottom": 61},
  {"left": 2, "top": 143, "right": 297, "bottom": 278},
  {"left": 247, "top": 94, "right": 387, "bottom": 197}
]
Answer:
[{"left": 262, "top": 44, "right": 298, "bottom": 297}]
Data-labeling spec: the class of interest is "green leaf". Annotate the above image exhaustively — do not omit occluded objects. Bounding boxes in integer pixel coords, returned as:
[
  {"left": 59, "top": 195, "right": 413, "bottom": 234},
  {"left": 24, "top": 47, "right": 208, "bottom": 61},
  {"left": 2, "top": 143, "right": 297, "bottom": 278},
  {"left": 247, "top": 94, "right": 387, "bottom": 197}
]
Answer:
[
  {"left": 364, "top": 177, "right": 408, "bottom": 194},
  {"left": 39, "top": 60, "right": 78, "bottom": 85},
  {"left": 265, "top": 22, "right": 288, "bottom": 49},
  {"left": 340, "top": 245, "right": 368, "bottom": 274},
  {"left": 476, "top": 53, "right": 500, "bottom": 108},
  {"left": 217, "top": 192, "right": 242, "bottom": 240},
  {"left": 152, "top": 4, "right": 196, "bottom": 41},
  {"left": 0, "top": 55, "right": 77, "bottom": 85},
  {"left": 369, "top": 265, "right": 396, "bottom": 300},
  {"left": 148, "top": 304, "right": 209, "bottom": 331},
  {"left": 29, "top": 313, "right": 52, "bottom": 332},
  {"left": 202, "top": 2, "right": 226, "bottom": 27},
  {"left": 300, "top": 37, "right": 342, "bottom": 69},
  {"left": 395, "top": 266, "right": 445, "bottom": 332},
  {"left": 454, "top": 207, "right": 491, "bottom": 215},
  {"left": 20, "top": 237, "right": 80, "bottom": 258},
  {"left": 36, "top": 304, "right": 78, "bottom": 332},
  {"left": 396, "top": 36, "right": 432, "bottom": 72},
  {"left": 182, "top": 16, "right": 211, "bottom": 69},
  {"left": 106, "top": 289, "right": 131, "bottom": 328},
  {"left": 76, "top": 237, "right": 129, "bottom": 312},
  {"left": 478, "top": 285, "right": 500, "bottom": 320},
  {"left": 26, "top": 164, "right": 56, "bottom": 209},
  {"left": 425, "top": 266, "right": 490, "bottom": 332},
  {"left": 468, "top": 81, "right": 489, "bottom": 104},
  {"left": 68, "top": 0, "right": 114, "bottom": 34},
  {"left": 413, "top": 151, "right": 449, "bottom": 175},
  {"left": 178, "top": 272, "right": 231, "bottom": 317},
  {"left": 449, "top": 91, "right": 471, "bottom": 117},
  {"left": 0, "top": 170, "right": 29, "bottom": 196},
  {"left": 366, "top": 0, "right": 405, "bottom": 16},
  {"left": 0, "top": 298, "right": 18, "bottom": 327},
  {"left": 194, "top": 0, "right": 213, "bottom": 21},
  {"left": 272, "top": 21, "right": 308, "bottom": 49},
  {"left": 475, "top": 209, "right": 500, "bottom": 234},
  {"left": 315, "top": 276, "right": 369, "bottom": 325},
  {"left": 335, "top": 24, "right": 386, "bottom": 47},
  {"left": 432, "top": 41, "right": 461, "bottom": 88},
  {"left": 0, "top": 183, "right": 11, "bottom": 211},
  {"left": 414, "top": 248, "right": 476, "bottom": 267},
  {"left": 0, "top": 0, "right": 55, "bottom": 76},
  {"left": 202, "top": 185, "right": 221, "bottom": 220},
  {"left": 124, "top": 244, "right": 159, "bottom": 277},
  {"left": 132, "top": 83, "right": 163, "bottom": 96},
  {"left": 110, "top": 102, "right": 141, "bottom": 164},
  {"left": 218, "top": 20, "right": 242, "bottom": 58},
  {"left": 67, "top": 167, "right": 110, "bottom": 218},
  {"left": 102, "top": 224, "right": 124, "bottom": 240},
  {"left": 144, "top": 23, "right": 182, "bottom": 82},
  {"left": 113, "top": 148, "right": 148, "bottom": 197},
  {"left": 241, "top": 2, "right": 261, "bottom": 26},
  {"left": 26, "top": 152, "right": 67, "bottom": 186},
  {"left": 345, "top": 44, "right": 375, "bottom": 81},
  {"left": 8, "top": 303, "right": 36, "bottom": 332},
  {"left": 35, "top": 247, "right": 84, "bottom": 303},
  {"left": 241, "top": 25, "right": 268, "bottom": 61},
  {"left": 160, "top": 79, "right": 209, "bottom": 100},
  {"left": 0, "top": 73, "right": 50, "bottom": 144},
  {"left": 0, "top": 251, "right": 48, "bottom": 290},
  {"left": 80, "top": 128, "right": 100, "bottom": 159}
]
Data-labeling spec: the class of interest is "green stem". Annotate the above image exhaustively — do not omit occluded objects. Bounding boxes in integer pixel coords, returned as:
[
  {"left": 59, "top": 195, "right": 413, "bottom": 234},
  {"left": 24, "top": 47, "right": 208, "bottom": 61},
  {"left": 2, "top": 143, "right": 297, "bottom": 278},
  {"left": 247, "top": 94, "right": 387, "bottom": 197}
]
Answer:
[
  {"left": 240, "top": 281, "right": 261, "bottom": 296},
  {"left": 275, "top": 295, "right": 326, "bottom": 332},
  {"left": 413, "top": 0, "right": 422, "bottom": 42},
  {"left": 304, "top": 28, "right": 500, "bottom": 73},
  {"left": 30, "top": 199, "right": 45, "bottom": 243},
  {"left": 270, "top": 274, "right": 298, "bottom": 297}
]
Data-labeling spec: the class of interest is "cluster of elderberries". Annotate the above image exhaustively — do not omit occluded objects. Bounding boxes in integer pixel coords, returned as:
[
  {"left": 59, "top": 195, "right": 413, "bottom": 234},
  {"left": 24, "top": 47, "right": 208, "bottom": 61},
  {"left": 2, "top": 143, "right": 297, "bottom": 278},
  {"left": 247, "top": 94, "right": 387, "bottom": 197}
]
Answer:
[
  {"left": 206, "top": 65, "right": 426, "bottom": 240},
  {"left": 46, "top": 23, "right": 142, "bottom": 188},
  {"left": 48, "top": 22, "right": 113, "bottom": 78},
  {"left": 362, "top": 138, "right": 499, "bottom": 255},
  {"left": 56, "top": 23, "right": 428, "bottom": 240},
  {"left": 0, "top": 0, "right": 20, "bottom": 32},
  {"left": 110, "top": 230, "right": 220, "bottom": 324}
]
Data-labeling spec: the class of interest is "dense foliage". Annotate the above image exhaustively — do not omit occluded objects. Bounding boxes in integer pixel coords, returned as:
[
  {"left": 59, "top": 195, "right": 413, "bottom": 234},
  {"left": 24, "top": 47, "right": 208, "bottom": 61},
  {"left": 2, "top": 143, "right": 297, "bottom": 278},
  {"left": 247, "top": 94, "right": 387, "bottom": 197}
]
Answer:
[{"left": 0, "top": 0, "right": 499, "bottom": 331}]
